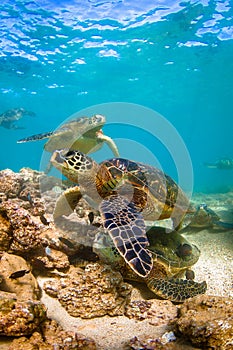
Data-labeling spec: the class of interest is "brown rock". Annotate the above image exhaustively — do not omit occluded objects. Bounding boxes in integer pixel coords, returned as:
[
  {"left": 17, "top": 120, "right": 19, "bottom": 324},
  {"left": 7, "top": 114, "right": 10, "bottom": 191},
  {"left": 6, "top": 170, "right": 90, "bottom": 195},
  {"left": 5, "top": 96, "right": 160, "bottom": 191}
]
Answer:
[
  {"left": 0, "top": 200, "right": 42, "bottom": 253},
  {"left": 0, "top": 291, "right": 17, "bottom": 299},
  {"left": 0, "top": 169, "right": 23, "bottom": 198},
  {"left": 0, "top": 298, "right": 46, "bottom": 336},
  {"left": 125, "top": 299, "right": 178, "bottom": 325},
  {"left": 0, "top": 252, "right": 40, "bottom": 300},
  {"left": 129, "top": 334, "right": 177, "bottom": 350},
  {"left": 175, "top": 294, "right": 233, "bottom": 349},
  {"left": 31, "top": 247, "right": 70, "bottom": 272},
  {"left": 0, "top": 212, "right": 12, "bottom": 251},
  {"left": 129, "top": 334, "right": 195, "bottom": 350},
  {"left": 0, "top": 168, "right": 45, "bottom": 216},
  {"left": 18, "top": 168, "right": 46, "bottom": 217},
  {"left": 8, "top": 319, "right": 96, "bottom": 350},
  {"left": 44, "top": 263, "right": 132, "bottom": 318}
]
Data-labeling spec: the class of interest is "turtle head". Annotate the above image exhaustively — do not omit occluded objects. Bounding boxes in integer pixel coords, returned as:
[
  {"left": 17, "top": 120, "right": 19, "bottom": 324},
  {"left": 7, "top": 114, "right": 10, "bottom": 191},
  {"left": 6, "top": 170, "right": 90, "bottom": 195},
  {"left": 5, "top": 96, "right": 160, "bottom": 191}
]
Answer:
[
  {"left": 89, "top": 114, "right": 105, "bottom": 127},
  {"left": 51, "top": 149, "right": 95, "bottom": 183},
  {"left": 80, "top": 114, "right": 106, "bottom": 135}
]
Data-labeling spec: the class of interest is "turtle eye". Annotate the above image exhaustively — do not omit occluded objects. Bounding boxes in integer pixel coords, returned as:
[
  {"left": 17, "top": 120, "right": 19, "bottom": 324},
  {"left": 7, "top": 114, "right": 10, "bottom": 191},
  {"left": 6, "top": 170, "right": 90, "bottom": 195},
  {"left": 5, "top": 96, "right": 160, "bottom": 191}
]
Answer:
[
  {"left": 92, "top": 114, "right": 104, "bottom": 124},
  {"left": 65, "top": 150, "right": 76, "bottom": 158}
]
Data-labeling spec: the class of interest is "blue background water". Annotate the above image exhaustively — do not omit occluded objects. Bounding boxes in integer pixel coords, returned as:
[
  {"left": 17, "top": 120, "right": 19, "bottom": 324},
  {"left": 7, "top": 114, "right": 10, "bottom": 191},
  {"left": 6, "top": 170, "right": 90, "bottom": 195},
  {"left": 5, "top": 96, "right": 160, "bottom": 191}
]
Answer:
[{"left": 0, "top": 0, "right": 233, "bottom": 193}]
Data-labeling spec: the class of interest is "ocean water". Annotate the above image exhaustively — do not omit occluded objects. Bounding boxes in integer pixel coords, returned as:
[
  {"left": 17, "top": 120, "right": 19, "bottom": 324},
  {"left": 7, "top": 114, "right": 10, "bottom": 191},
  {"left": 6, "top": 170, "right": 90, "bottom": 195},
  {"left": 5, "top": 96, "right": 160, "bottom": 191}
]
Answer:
[{"left": 0, "top": 0, "right": 233, "bottom": 193}]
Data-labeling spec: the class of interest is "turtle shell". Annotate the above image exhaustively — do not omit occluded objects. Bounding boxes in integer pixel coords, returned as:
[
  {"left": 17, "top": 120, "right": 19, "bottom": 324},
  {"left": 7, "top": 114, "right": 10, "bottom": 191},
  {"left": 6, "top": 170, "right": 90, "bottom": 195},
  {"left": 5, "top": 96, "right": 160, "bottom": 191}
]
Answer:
[
  {"left": 17, "top": 114, "right": 106, "bottom": 153},
  {"left": 44, "top": 114, "right": 105, "bottom": 152},
  {"left": 98, "top": 158, "right": 191, "bottom": 226}
]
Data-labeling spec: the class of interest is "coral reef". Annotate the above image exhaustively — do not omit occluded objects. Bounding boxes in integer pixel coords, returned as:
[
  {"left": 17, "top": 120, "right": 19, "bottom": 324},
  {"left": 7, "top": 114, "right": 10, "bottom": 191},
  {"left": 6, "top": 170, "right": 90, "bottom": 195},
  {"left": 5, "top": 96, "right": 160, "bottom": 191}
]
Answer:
[
  {"left": 0, "top": 298, "right": 46, "bottom": 336},
  {"left": 44, "top": 263, "right": 132, "bottom": 318},
  {"left": 0, "top": 167, "right": 232, "bottom": 349},
  {"left": 125, "top": 299, "right": 177, "bottom": 325},
  {"left": 8, "top": 319, "right": 96, "bottom": 350},
  {"left": 30, "top": 246, "right": 70, "bottom": 273},
  {"left": 0, "top": 200, "right": 43, "bottom": 253},
  {"left": 129, "top": 334, "right": 178, "bottom": 350},
  {"left": 174, "top": 294, "right": 233, "bottom": 349},
  {"left": 0, "top": 168, "right": 48, "bottom": 254}
]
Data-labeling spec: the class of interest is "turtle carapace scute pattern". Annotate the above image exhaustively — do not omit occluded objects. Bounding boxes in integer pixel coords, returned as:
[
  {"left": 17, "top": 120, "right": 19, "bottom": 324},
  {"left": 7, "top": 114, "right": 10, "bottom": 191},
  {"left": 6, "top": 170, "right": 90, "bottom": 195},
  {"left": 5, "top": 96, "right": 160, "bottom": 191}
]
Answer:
[
  {"left": 17, "top": 114, "right": 119, "bottom": 156},
  {"left": 51, "top": 149, "right": 194, "bottom": 279}
]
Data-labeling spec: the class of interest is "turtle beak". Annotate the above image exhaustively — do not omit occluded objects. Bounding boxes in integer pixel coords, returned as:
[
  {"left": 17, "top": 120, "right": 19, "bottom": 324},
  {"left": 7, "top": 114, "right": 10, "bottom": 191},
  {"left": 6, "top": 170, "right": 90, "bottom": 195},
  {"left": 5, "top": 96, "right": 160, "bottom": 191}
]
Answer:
[{"left": 51, "top": 149, "right": 69, "bottom": 169}]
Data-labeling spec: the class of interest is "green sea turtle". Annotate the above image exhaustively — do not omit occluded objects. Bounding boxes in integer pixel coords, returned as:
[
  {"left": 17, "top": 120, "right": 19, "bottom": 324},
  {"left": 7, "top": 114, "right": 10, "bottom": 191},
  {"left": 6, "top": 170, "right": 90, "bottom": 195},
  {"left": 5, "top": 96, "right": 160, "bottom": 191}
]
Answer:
[
  {"left": 204, "top": 158, "right": 233, "bottom": 170},
  {"left": 0, "top": 108, "right": 35, "bottom": 129},
  {"left": 17, "top": 114, "right": 119, "bottom": 156},
  {"left": 51, "top": 149, "right": 194, "bottom": 278},
  {"left": 184, "top": 203, "right": 233, "bottom": 230},
  {"left": 17, "top": 114, "right": 119, "bottom": 173},
  {"left": 93, "top": 227, "right": 207, "bottom": 302}
]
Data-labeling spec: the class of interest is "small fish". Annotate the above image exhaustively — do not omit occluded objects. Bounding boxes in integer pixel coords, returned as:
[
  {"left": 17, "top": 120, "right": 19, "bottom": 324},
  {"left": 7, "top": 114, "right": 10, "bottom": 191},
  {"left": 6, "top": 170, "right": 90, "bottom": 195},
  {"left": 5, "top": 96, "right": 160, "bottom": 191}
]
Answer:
[
  {"left": 9, "top": 269, "right": 30, "bottom": 279},
  {"left": 58, "top": 236, "right": 76, "bottom": 249},
  {"left": 88, "top": 211, "right": 94, "bottom": 224},
  {"left": 27, "top": 192, "right": 34, "bottom": 206},
  {"left": 40, "top": 214, "right": 49, "bottom": 225},
  {"left": 45, "top": 246, "right": 52, "bottom": 256}
]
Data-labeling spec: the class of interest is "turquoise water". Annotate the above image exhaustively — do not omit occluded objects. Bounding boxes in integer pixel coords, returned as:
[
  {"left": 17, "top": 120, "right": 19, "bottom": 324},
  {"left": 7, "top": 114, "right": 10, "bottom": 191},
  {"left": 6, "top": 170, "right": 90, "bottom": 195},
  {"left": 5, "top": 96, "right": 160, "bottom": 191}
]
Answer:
[{"left": 0, "top": 0, "right": 233, "bottom": 193}]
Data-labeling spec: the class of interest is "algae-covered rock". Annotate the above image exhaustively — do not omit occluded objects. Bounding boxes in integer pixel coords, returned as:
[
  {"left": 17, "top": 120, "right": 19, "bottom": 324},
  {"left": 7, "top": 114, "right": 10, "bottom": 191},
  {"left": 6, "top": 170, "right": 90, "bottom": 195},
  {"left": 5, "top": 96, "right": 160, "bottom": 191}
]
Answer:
[
  {"left": 30, "top": 246, "right": 70, "bottom": 273},
  {"left": 44, "top": 263, "right": 132, "bottom": 318},
  {"left": 0, "top": 169, "right": 23, "bottom": 199},
  {"left": 129, "top": 334, "right": 179, "bottom": 350},
  {"left": 125, "top": 299, "right": 177, "bottom": 325},
  {"left": 0, "top": 200, "right": 42, "bottom": 253},
  {"left": 175, "top": 294, "right": 233, "bottom": 349},
  {"left": 0, "top": 298, "right": 46, "bottom": 336},
  {"left": 0, "top": 252, "right": 40, "bottom": 300},
  {"left": 8, "top": 319, "right": 97, "bottom": 350}
]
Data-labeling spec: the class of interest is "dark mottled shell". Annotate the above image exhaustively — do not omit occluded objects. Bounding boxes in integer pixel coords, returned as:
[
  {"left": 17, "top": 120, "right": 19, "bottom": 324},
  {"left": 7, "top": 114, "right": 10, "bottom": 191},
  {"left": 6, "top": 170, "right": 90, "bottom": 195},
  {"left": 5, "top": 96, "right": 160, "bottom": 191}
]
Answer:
[{"left": 99, "top": 158, "right": 190, "bottom": 223}]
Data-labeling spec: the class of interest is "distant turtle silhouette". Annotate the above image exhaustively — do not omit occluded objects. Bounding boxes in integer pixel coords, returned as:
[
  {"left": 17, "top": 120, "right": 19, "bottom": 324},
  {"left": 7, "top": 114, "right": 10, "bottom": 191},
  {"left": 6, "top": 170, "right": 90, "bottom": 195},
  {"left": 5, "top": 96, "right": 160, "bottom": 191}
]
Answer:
[
  {"left": 0, "top": 108, "right": 35, "bottom": 130},
  {"left": 183, "top": 203, "right": 233, "bottom": 230},
  {"left": 204, "top": 157, "right": 233, "bottom": 170}
]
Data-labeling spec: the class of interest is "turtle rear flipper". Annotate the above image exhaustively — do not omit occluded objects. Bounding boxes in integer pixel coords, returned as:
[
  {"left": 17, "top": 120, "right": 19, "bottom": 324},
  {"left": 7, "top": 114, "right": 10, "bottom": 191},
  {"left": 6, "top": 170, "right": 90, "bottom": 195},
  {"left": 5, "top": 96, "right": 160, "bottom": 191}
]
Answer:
[
  {"left": 100, "top": 195, "right": 153, "bottom": 278},
  {"left": 147, "top": 278, "right": 207, "bottom": 302}
]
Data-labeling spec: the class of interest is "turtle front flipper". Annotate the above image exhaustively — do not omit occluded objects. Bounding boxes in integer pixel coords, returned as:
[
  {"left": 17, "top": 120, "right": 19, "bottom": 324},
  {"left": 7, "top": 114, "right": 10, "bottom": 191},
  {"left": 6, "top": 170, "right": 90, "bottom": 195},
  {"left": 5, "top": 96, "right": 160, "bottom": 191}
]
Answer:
[
  {"left": 17, "top": 131, "right": 54, "bottom": 143},
  {"left": 17, "top": 127, "right": 70, "bottom": 143},
  {"left": 214, "top": 221, "right": 233, "bottom": 229},
  {"left": 99, "top": 195, "right": 153, "bottom": 278},
  {"left": 147, "top": 278, "right": 207, "bottom": 302},
  {"left": 53, "top": 186, "right": 82, "bottom": 221},
  {"left": 96, "top": 132, "right": 120, "bottom": 157}
]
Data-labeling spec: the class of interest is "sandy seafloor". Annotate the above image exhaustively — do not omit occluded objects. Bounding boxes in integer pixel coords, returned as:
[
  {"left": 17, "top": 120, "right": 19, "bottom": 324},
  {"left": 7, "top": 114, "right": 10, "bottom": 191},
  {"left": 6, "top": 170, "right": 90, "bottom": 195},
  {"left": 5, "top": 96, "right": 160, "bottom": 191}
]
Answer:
[{"left": 0, "top": 191, "right": 232, "bottom": 350}]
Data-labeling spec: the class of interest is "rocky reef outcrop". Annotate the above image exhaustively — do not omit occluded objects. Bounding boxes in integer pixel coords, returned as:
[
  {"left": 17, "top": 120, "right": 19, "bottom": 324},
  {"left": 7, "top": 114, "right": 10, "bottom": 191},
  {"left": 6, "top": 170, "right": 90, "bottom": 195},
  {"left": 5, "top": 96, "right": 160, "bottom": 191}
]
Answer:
[
  {"left": 8, "top": 319, "right": 97, "bottom": 350},
  {"left": 44, "top": 263, "right": 132, "bottom": 318},
  {"left": 174, "top": 294, "right": 233, "bottom": 349},
  {"left": 0, "top": 167, "right": 232, "bottom": 349}
]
